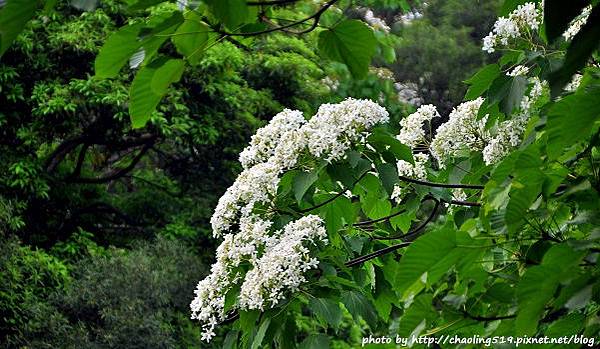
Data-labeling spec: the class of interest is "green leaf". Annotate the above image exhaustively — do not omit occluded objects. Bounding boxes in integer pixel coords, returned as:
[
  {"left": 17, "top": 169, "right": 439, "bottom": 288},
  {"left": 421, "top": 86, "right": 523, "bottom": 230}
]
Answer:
[
  {"left": 545, "top": 313, "right": 585, "bottom": 338},
  {"left": 465, "top": 64, "right": 501, "bottom": 100},
  {"left": 300, "top": 334, "right": 330, "bottom": 349},
  {"left": 394, "top": 229, "right": 483, "bottom": 300},
  {"left": 140, "top": 11, "right": 184, "bottom": 62},
  {"left": 95, "top": 23, "right": 145, "bottom": 78},
  {"left": 544, "top": 0, "right": 591, "bottom": 42},
  {"left": 341, "top": 290, "right": 378, "bottom": 327},
  {"left": 373, "top": 279, "right": 396, "bottom": 321},
  {"left": 150, "top": 58, "right": 185, "bottom": 95},
  {"left": 251, "top": 318, "right": 271, "bottom": 349},
  {"left": 546, "top": 88, "right": 600, "bottom": 159},
  {"left": 126, "top": 0, "right": 165, "bottom": 11},
  {"left": 516, "top": 244, "right": 584, "bottom": 335},
  {"left": 505, "top": 147, "right": 544, "bottom": 233},
  {"left": 172, "top": 11, "right": 210, "bottom": 65},
  {"left": 549, "top": 5, "right": 600, "bottom": 96},
  {"left": 318, "top": 20, "right": 376, "bottom": 79},
  {"left": 205, "top": 0, "right": 249, "bottom": 30},
  {"left": 397, "top": 293, "right": 436, "bottom": 337},
  {"left": 376, "top": 163, "right": 398, "bottom": 196},
  {"left": 501, "top": 76, "right": 528, "bottom": 115},
  {"left": 0, "top": 0, "right": 41, "bottom": 58},
  {"left": 309, "top": 298, "right": 343, "bottom": 329},
  {"left": 224, "top": 284, "right": 241, "bottom": 313},
  {"left": 293, "top": 169, "right": 320, "bottom": 204},
  {"left": 129, "top": 57, "right": 185, "bottom": 128},
  {"left": 368, "top": 130, "right": 414, "bottom": 164},
  {"left": 238, "top": 309, "right": 260, "bottom": 330},
  {"left": 224, "top": 330, "right": 239, "bottom": 349},
  {"left": 488, "top": 75, "right": 528, "bottom": 115},
  {"left": 500, "top": 0, "right": 529, "bottom": 16}
]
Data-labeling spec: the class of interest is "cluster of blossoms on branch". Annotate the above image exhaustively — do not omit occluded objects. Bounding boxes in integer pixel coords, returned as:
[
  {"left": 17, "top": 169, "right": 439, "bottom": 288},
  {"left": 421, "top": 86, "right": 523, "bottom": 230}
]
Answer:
[
  {"left": 482, "top": 2, "right": 541, "bottom": 53},
  {"left": 192, "top": 98, "right": 389, "bottom": 341},
  {"left": 390, "top": 72, "right": 546, "bottom": 201},
  {"left": 482, "top": 1, "right": 592, "bottom": 53},
  {"left": 562, "top": 5, "right": 593, "bottom": 41}
]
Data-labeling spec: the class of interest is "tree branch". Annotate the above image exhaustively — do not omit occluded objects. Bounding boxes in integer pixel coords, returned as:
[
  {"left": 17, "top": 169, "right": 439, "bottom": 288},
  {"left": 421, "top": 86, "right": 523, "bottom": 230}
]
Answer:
[
  {"left": 215, "top": 0, "right": 338, "bottom": 37},
  {"left": 297, "top": 170, "right": 368, "bottom": 213},
  {"left": 67, "top": 143, "right": 152, "bottom": 184},
  {"left": 247, "top": 0, "right": 299, "bottom": 5},
  {"left": 461, "top": 310, "right": 516, "bottom": 322},
  {"left": 372, "top": 197, "right": 440, "bottom": 240},
  {"left": 345, "top": 242, "right": 410, "bottom": 267},
  {"left": 399, "top": 175, "right": 484, "bottom": 190},
  {"left": 445, "top": 199, "right": 481, "bottom": 207}
]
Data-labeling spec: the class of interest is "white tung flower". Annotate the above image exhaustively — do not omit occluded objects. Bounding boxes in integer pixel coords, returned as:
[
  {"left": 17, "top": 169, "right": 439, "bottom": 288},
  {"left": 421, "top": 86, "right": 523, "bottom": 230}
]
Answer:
[
  {"left": 563, "top": 5, "right": 592, "bottom": 41},
  {"left": 482, "top": 77, "right": 546, "bottom": 165},
  {"left": 430, "top": 98, "right": 490, "bottom": 166},
  {"left": 210, "top": 161, "right": 281, "bottom": 236},
  {"left": 364, "top": 9, "right": 391, "bottom": 33},
  {"left": 302, "top": 98, "right": 389, "bottom": 162},
  {"left": 397, "top": 104, "right": 440, "bottom": 148},
  {"left": 507, "top": 65, "right": 529, "bottom": 77},
  {"left": 239, "top": 215, "right": 327, "bottom": 310},
  {"left": 191, "top": 214, "right": 274, "bottom": 342},
  {"left": 395, "top": 81, "right": 423, "bottom": 107},
  {"left": 564, "top": 74, "right": 583, "bottom": 92},
  {"left": 239, "top": 109, "right": 306, "bottom": 169},
  {"left": 391, "top": 153, "right": 429, "bottom": 201},
  {"left": 482, "top": 2, "right": 542, "bottom": 53},
  {"left": 195, "top": 98, "right": 389, "bottom": 342}
]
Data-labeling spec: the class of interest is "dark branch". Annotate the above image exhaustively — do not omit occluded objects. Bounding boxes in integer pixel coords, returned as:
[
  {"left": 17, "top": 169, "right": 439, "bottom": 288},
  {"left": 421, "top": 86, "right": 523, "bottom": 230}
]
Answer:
[
  {"left": 399, "top": 175, "right": 484, "bottom": 190},
  {"left": 461, "top": 310, "right": 516, "bottom": 322},
  {"left": 68, "top": 143, "right": 91, "bottom": 179},
  {"left": 45, "top": 136, "right": 87, "bottom": 172},
  {"left": 372, "top": 198, "right": 440, "bottom": 240},
  {"left": 353, "top": 208, "right": 407, "bottom": 227},
  {"left": 445, "top": 199, "right": 481, "bottom": 207},
  {"left": 345, "top": 242, "right": 410, "bottom": 267},
  {"left": 67, "top": 143, "right": 152, "bottom": 184},
  {"left": 247, "top": 0, "right": 299, "bottom": 5},
  {"left": 297, "top": 170, "right": 368, "bottom": 213},
  {"left": 215, "top": 0, "right": 338, "bottom": 37}
]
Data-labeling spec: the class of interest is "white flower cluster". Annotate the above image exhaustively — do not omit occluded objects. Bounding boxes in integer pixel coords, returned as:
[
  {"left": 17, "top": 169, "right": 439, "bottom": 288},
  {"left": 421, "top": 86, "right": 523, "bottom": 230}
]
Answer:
[
  {"left": 194, "top": 98, "right": 389, "bottom": 341},
  {"left": 239, "top": 109, "right": 306, "bottom": 169},
  {"left": 565, "top": 74, "right": 583, "bottom": 92},
  {"left": 398, "top": 10, "right": 423, "bottom": 24},
  {"left": 321, "top": 76, "right": 340, "bottom": 92},
  {"left": 563, "top": 5, "right": 593, "bottom": 41},
  {"left": 239, "top": 215, "right": 327, "bottom": 310},
  {"left": 482, "top": 2, "right": 542, "bottom": 53},
  {"left": 482, "top": 77, "right": 545, "bottom": 165},
  {"left": 391, "top": 153, "right": 429, "bottom": 201},
  {"left": 302, "top": 98, "right": 390, "bottom": 162},
  {"left": 397, "top": 104, "right": 439, "bottom": 148},
  {"left": 507, "top": 65, "right": 529, "bottom": 77},
  {"left": 364, "top": 9, "right": 391, "bottom": 33},
  {"left": 395, "top": 81, "right": 423, "bottom": 107},
  {"left": 191, "top": 215, "right": 324, "bottom": 341},
  {"left": 210, "top": 162, "right": 280, "bottom": 236},
  {"left": 430, "top": 98, "right": 490, "bottom": 166},
  {"left": 371, "top": 67, "right": 395, "bottom": 81}
]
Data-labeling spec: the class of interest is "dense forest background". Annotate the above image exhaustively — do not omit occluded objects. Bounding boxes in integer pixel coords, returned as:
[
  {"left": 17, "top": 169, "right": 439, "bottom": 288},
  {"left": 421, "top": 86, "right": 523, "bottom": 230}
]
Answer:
[{"left": 0, "top": 0, "right": 497, "bottom": 346}]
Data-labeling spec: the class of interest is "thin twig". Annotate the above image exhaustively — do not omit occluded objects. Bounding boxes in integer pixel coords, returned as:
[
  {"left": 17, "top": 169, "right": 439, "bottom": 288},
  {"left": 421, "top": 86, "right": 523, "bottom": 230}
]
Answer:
[
  {"left": 372, "top": 198, "right": 440, "bottom": 240},
  {"left": 297, "top": 170, "right": 368, "bottom": 213},
  {"left": 345, "top": 242, "right": 410, "bottom": 267},
  {"left": 399, "top": 175, "right": 484, "bottom": 189}
]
